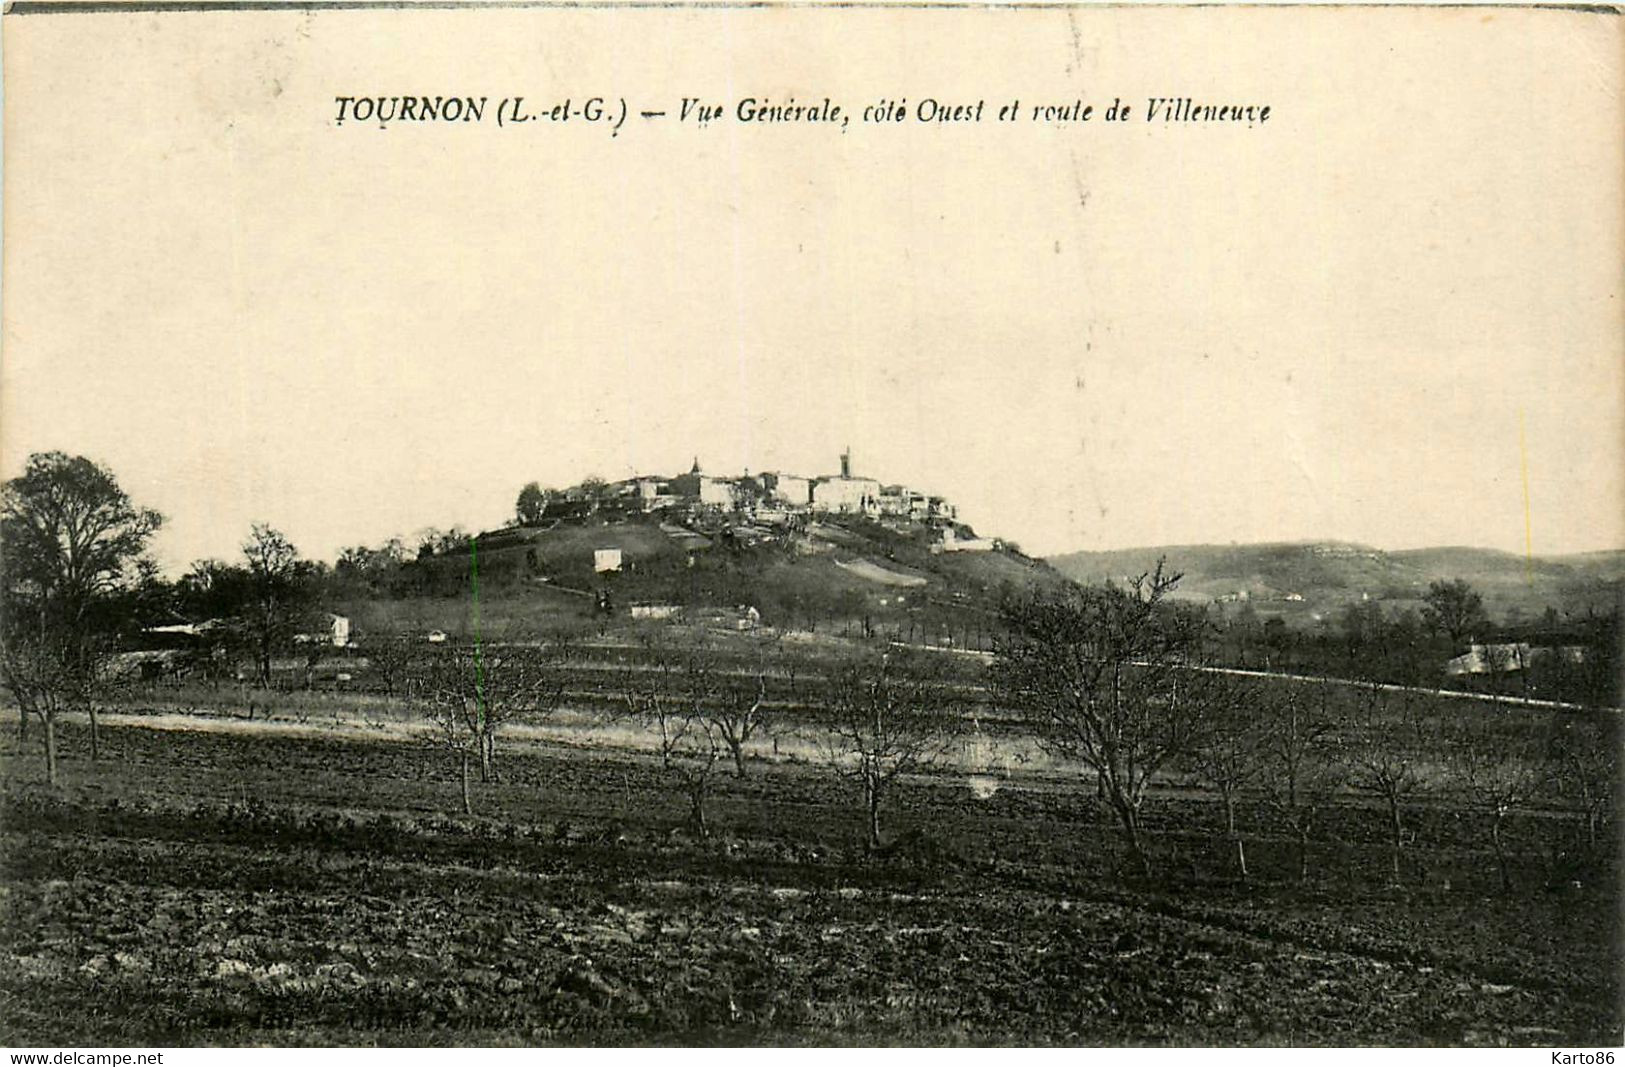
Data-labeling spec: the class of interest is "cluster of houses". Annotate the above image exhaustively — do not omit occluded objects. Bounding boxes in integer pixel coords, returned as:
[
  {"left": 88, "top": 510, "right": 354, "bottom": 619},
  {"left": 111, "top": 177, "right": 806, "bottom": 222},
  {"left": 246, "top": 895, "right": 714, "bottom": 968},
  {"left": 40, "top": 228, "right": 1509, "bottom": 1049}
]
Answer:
[
  {"left": 1215, "top": 590, "right": 1306, "bottom": 604},
  {"left": 543, "top": 450, "right": 972, "bottom": 535}
]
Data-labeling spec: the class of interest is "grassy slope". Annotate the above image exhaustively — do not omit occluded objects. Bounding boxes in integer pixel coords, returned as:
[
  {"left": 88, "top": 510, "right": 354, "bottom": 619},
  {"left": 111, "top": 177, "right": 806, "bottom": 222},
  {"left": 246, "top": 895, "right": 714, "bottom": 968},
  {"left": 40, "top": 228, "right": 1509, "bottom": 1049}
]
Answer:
[{"left": 345, "top": 515, "right": 1068, "bottom": 638}]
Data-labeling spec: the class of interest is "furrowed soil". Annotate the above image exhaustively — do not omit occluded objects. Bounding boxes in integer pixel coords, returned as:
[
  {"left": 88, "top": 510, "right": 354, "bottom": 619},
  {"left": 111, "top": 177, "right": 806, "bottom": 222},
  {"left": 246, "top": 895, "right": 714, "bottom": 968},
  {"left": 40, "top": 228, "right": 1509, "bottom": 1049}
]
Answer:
[{"left": 0, "top": 719, "right": 1618, "bottom": 1045}]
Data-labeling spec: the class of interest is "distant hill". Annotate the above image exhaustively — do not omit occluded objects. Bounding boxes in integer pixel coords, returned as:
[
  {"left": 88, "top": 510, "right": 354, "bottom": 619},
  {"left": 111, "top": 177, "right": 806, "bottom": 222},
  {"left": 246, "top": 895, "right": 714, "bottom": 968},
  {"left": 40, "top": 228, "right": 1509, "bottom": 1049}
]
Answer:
[{"left": 1046, "top": 541, "right": 1625, "bottom": 622}]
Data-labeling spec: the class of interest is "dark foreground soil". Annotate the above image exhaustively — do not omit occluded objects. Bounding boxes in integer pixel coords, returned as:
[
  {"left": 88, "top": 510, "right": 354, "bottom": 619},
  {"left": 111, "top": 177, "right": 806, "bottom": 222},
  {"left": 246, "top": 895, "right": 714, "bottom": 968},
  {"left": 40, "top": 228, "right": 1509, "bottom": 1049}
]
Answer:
[{"left": 0, "top": 719, "right": 1618, "bottom": 1045}]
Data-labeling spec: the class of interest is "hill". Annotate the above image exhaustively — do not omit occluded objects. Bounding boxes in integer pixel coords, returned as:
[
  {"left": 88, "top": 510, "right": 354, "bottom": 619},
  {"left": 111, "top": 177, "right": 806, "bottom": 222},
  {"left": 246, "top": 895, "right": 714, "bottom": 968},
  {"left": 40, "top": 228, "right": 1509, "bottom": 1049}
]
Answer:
[
  {"left": 341, "top": 512, "right": 1068, "bottom": 643},
  {"left": 1046, "top": 541, "right": 1625, "bottom": 623}
]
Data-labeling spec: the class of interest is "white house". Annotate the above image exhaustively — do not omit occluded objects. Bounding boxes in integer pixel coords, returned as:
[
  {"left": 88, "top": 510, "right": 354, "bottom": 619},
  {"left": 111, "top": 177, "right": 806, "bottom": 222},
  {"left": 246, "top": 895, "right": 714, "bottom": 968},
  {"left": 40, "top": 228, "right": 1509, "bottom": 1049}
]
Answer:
[
  {"left": 297, "top": 613, "right": 351, "bottom": 647},
  {"left": 936, "top": 527, "right": 997, "bottom": 553},
  {"left": 809, "top": 449, "right": 881, "bottom": 514},
  {"left": 812, "top": 476, "right": 880, "bottom": 513},
  {"left": 762, "top": 472, "right": 812, "bottom": 508},
  {"left": 698, "top": 477, "right": 737, "bottom": 508},
  {"left": 877, "top": 485, "right": 922, "bottom": 517}
]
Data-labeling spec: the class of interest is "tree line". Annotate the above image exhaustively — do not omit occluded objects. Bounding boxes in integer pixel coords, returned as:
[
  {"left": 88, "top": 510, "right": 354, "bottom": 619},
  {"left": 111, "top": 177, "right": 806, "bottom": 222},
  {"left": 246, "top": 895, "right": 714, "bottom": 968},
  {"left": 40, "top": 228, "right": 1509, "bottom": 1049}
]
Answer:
[{"left": 1209, "top": 577, "right": 1619, "bottom": 706}]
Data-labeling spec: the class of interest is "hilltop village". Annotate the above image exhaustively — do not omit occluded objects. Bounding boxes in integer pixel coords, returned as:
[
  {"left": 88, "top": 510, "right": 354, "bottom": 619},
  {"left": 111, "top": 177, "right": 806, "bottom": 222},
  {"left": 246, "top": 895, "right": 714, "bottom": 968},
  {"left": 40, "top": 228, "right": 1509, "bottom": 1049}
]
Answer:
[
  {"left": 386, "top": 448, "right": 1038, "bottom": 641},
  {"left": 513, "top": 450, "right": 1001, "bottom": 554}
]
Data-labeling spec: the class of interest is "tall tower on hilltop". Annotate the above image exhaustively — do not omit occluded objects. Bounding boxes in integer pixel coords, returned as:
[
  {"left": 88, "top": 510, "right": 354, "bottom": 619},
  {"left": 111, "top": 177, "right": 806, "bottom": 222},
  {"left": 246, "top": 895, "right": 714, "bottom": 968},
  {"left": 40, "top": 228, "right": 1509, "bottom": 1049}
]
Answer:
[{"left": 840, "top": 448, "right": 852, "bottom": 479}]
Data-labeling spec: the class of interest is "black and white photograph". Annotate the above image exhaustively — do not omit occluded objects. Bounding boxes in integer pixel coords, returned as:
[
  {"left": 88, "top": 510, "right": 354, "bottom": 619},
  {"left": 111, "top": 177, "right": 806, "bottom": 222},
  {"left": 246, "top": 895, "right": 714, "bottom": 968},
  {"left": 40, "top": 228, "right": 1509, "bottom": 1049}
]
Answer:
[{"left": 0, "top": 0, "right": 1621, "bottom": 1050}]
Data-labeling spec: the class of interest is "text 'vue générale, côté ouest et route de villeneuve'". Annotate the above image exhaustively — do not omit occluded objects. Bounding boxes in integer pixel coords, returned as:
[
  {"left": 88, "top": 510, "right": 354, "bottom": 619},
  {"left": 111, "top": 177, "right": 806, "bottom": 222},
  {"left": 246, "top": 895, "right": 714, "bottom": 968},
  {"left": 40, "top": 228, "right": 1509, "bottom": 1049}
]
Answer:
[{"left": 329, "top": 93, "right": 1273, "bottom": 131}]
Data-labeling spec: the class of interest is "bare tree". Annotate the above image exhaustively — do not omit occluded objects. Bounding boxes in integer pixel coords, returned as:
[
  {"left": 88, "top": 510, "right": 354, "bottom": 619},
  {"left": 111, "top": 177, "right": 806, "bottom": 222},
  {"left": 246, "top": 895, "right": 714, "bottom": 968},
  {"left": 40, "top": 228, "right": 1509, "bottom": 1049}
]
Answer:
[
  {"left": 1477, "top": 641, "right": 1514, "bottom": 707},
  {"left": 0, "top": 628, "right": 90, "bottom": 785},
  {"left": 821, "top": 650, "right": 957, "bottom": 851},
  {"left": 416, "top": 639, "right": 570, "bottom": 815},
  {"left": 1256, "top": 681, "right": 1343, "bottom": 881},
  {"left": 993, "top": 562, "right": 1225, "bottom": 878},
  {"left": 365, "top": 634, "right": 419, "bottom": 698},
  {"left": 708, "top": 641, "right": 795, "bottom": 778},
  {"left": 1544, "top": 713, "right": 1619, "bottom": 857},
  {"left": 299, "top": 629, "right": 333, "bottom": 690},
  {"left": 1191, "top": 684, "right": 1263, "bottom": 878},
  {"left": 620, "top": 641, "right": 727, "bottom": 838},
  {"left": 1445, "top": 720, "right": 1543, "bottom": 892},
  {"left": 1344, "top": 685, "right": 1432, "bottom": 885}
]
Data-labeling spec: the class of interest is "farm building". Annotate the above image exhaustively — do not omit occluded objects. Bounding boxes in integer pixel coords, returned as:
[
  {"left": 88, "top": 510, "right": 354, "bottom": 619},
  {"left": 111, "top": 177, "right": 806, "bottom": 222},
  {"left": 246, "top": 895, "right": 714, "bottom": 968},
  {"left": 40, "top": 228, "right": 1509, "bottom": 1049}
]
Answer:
[
  {"left": 1444, "top": 642, "right": 1587, "bottom": 676},
  {"left": 296, "top": 613, "right": 352, "bottom": 647}
]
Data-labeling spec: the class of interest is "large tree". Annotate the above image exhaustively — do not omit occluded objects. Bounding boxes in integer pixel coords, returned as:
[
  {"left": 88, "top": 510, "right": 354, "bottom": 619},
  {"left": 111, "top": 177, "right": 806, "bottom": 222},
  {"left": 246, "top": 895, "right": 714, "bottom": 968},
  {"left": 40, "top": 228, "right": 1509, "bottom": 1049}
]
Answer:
[
  {"left": 1, "top": 452, "right": 162, "bottom": 778},
  {"left": 515, "top": 482, "right": 550, "bottom": 526},
  {"left": 1422, "top": 578, "right": 1488, "bottom": 648},
  {"left": 240, "top": 524, "right": 315, "bottom": 686},
  {"left": 1, "top": 452, "right": 163, "bottom": 622},
  {"left": 993, "top": 562, "right": 1227, "bottom": 877}
]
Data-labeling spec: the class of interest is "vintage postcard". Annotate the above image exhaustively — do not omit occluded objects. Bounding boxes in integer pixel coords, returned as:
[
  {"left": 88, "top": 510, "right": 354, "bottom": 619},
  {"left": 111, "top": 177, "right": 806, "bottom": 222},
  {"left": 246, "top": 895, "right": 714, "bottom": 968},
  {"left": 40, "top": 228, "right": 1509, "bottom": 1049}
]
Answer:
[{"left": 1, "top": 0, "right": 1621, "bottom": 1050}]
